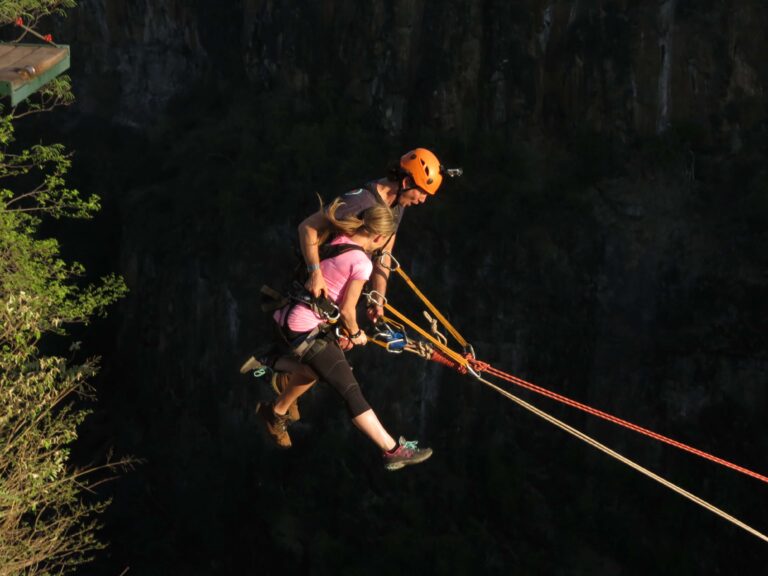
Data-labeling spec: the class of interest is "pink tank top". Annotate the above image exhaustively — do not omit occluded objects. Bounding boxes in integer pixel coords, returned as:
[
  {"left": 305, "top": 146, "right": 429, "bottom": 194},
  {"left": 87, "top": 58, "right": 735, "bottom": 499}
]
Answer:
[{"left": 275, "top": 236, "right": 373, "bottom": 333}]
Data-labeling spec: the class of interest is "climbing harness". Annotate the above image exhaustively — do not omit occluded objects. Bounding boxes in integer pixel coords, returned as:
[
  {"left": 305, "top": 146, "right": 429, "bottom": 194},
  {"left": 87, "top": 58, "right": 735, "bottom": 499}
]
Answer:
[
  {"left": 259, "top": 283, "right": 339, "bottom": 361},
  {"left": 366, "top": 253, "right": 768, "bottom": 544},
  {"left": 260, "top": 242, "right": 372, "bottom": 361}
]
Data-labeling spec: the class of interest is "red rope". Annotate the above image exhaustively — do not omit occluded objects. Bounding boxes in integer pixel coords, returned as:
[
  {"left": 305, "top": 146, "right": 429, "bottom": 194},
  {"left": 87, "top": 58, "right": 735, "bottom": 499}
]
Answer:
[
  {"left": 467, "top": 360, "right": 768, "bottom": 485},
  {"left": 429, "top": 349, "right": 466, "bottom": 373}
]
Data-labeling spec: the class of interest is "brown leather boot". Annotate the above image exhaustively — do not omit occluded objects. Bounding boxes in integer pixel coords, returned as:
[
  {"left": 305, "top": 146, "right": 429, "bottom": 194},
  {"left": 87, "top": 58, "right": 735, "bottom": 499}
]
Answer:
[
  {"left": 271, "top": 372, "right": 300, "bottom": 423},
  {"left": 256, "top": 402, "right": 292, "bottom": 449}
]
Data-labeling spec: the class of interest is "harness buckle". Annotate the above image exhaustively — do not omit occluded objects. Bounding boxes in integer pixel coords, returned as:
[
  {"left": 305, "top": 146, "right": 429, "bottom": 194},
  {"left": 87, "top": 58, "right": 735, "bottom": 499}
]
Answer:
[
  {"left": 289, "top": 282, "right": 341, "bottom": 323},
  {"left": 316, "top": 300, "right": 341, "bottom": 323}
]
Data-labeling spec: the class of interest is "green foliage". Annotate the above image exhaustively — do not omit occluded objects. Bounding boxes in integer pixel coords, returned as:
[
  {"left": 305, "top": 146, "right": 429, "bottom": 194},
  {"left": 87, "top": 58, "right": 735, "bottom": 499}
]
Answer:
[
  {"left": 0, "top": 0, "right": 75, "bottom": 26},
  {"left": 10, "top": 76, "right": 76, "bottom": 118},
  {"left": 0, "top": 75, "right": 127, "bottom": 575},
  {"left": 0, "top": 108, "right": 95, "bottom": 219}
]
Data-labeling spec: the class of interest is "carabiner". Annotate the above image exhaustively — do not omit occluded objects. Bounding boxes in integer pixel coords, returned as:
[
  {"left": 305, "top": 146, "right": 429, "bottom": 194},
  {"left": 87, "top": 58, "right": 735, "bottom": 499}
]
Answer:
[
  {"left": 363, "top": 290, "right": 388, "bottom": 308},
  {"left": 375, "top": 250, "right": 400, "bottom": 272},
  {"left": 322, "top": 305, "right": 341, "bottom": 323},
  {"left": 334, "top": 326, "right": 348, "bottom": 340},
  {"left": 371, "top": 321, "right": 407, "bottom": 353}
]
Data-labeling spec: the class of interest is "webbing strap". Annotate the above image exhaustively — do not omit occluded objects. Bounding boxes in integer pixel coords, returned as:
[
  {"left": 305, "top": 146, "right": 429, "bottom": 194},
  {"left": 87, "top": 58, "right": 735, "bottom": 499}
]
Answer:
[{"left": 392, "top": 266, "right": 469, "bottom": 348}]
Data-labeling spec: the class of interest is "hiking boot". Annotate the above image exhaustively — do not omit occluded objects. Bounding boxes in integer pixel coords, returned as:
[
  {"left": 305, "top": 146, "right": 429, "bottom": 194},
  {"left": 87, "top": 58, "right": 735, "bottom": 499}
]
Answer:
[
  {"left": 240, "top": 345, "right": 279, "bottom": 375},
  {"left": 256, "top": 402, "right": 292, "bottom": 449},
  {"left": 383, "top": 437, "right": 433, "bottom": 471},
  {"left": 239, "top": 355, "right": 264, "bottom": 374},
  {"left": 271, "top": 372, "right": 300, "bottom": 423}
]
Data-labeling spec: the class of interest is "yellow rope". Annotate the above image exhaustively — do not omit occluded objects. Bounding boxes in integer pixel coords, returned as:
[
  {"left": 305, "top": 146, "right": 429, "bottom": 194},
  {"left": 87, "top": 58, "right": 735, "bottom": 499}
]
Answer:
[
  {"left": 371, "top": 269, "right": 768, "bottom": 543},
  {"left": 393, "top": 267, "right": 469, "bottom": 348},
  {"left": 368, "top": 339, "right": 388, "bottom": 350},
  {"left": 382, "top": 302, "right": 469, "bottom": 368},
  {"left": 475, "top": 374, "right": 768, "bottom": 544}
]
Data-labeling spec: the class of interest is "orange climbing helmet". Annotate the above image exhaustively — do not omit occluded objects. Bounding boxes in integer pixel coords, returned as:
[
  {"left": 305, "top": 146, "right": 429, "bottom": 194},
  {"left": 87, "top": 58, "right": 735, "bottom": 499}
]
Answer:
[{"left": 400, "top": 148, "right": 443, "bottom": 195}]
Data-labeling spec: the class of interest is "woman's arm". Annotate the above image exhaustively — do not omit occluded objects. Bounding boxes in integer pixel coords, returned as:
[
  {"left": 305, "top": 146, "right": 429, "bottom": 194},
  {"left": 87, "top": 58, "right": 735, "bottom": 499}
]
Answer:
[
  {"left": 339, "top": 279, "right": 367, "bottom": 346},
  {"left": 298, "top": 211, "right": 328, "bottom": 297}
]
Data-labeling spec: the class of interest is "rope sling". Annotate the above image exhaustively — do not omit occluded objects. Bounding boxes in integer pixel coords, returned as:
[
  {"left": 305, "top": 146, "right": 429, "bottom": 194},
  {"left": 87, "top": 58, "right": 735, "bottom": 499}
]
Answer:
[{"left": 366, "top": 251, "right": 768, "bottom": 544}]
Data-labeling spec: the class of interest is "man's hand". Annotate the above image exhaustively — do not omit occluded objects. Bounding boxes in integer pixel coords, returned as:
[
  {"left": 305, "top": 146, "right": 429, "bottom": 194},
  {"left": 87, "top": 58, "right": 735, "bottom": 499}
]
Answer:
[
  {"left": 306, "top": 269, "right": 328, "bottom": 298},
  {"left": 338, "top": 336, "right": 353, "bottom": 351},
  {"left": 350, "top": 331, "right": 368, "bottom": 347},
  {"left": 366, "top": 304, "right": 385, "bottom": 322}
]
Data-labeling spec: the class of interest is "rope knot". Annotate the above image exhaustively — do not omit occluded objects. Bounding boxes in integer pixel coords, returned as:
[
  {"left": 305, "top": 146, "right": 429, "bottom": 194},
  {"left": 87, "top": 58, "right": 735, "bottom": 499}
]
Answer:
[{"left": 469, "top": 359, "right": 490, "bottom": 373}]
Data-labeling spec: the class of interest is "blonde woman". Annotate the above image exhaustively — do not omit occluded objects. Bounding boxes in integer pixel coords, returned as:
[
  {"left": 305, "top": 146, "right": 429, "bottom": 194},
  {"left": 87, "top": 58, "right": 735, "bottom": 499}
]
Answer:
[{"left": 258, "top": 199, "right": 433, "bottom": 471}]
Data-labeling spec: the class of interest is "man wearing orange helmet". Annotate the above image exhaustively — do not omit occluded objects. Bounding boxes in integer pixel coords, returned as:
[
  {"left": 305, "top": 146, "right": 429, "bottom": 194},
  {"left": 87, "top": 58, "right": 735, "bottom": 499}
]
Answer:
[{"left": 298, "top": 148, "right": 448, "bottom": 319}]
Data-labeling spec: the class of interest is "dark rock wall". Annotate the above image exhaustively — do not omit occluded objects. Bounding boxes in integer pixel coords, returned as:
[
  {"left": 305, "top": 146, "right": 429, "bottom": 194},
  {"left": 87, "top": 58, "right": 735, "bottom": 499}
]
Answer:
[
  {"left": 46, "top": 1, "right": 768, "bottom": 574},
  {"left": 67, "top": 0, "right": 766, "bottom": 139}
]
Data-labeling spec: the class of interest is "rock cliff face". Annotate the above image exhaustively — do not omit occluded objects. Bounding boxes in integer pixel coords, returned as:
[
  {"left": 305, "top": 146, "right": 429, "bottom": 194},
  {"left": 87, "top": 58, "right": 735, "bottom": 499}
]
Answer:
[
  {"left": 67, "top": 0, "right": 765, "bottom": 140},
  {"left": 51, "top": 1, "right": 767, "bottom": 574}
]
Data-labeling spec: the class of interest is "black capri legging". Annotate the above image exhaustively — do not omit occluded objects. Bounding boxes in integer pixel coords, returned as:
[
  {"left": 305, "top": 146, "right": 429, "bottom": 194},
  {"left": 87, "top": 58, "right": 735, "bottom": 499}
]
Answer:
[{"left": 283, "top": 327, "right": 371, "bottom": 418}]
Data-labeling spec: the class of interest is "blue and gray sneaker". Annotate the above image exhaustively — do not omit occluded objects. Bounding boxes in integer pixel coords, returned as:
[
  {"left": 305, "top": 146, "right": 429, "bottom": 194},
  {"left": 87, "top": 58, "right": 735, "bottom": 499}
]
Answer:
[{"left": 383, "top": 437, "right": 433, "bottom": 471}]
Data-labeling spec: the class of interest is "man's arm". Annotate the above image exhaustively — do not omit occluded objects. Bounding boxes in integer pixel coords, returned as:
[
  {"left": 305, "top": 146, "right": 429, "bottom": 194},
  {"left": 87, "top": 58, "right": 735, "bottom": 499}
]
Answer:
[
  {"left": 367, "top": 233, "right": 396, "bottom": 320},
  {"left": 298, "top": 211, "right": 328, "bottom": 297}
]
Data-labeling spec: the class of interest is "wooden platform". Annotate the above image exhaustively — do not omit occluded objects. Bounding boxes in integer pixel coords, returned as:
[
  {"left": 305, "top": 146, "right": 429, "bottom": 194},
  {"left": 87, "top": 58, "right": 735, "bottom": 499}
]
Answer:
[{"left": 0, "top": 43, "right": 70, "bottom": 106}]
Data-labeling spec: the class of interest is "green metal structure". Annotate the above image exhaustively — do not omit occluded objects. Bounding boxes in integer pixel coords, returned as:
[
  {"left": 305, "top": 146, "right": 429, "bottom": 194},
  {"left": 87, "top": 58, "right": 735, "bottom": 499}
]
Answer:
[{"left": 0, "top": 43, "right": 70, "bottom": 106}]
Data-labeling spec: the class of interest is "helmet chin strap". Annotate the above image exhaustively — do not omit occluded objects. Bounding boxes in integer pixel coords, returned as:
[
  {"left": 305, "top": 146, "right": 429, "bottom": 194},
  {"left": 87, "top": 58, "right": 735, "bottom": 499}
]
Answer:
[{"left": 394, "top": 178, "right": 408, "bottom": 205}]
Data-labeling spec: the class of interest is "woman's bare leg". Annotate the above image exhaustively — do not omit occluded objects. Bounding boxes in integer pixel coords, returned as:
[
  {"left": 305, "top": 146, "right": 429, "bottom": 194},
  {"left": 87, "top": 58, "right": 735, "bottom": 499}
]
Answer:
[{"left": 352, "top": 409, "right": 397, "bottom": 452}]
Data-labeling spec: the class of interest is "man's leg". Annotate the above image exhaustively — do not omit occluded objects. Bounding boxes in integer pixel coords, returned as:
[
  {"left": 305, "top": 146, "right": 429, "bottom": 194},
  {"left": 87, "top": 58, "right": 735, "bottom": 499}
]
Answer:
[{"left": 273, "top": 356, "right": 317, "bottom": 418}]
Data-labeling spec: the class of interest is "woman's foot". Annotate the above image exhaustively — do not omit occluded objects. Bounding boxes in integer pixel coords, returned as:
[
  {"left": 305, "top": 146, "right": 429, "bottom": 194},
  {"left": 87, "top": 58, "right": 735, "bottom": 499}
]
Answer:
[{"left": 383, "top": 437, "right": 433, "bottom": 471}]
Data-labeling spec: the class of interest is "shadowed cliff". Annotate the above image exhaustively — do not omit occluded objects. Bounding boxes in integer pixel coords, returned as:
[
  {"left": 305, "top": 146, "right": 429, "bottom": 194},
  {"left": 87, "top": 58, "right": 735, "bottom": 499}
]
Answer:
[{"left": 34, "top": 1, "right": 768, "bottom": 574}]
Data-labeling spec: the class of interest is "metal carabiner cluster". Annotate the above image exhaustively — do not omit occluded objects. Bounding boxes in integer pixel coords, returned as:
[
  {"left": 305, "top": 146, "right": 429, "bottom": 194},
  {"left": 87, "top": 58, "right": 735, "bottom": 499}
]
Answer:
[{"left": 371, "top": 319, "right": 408, "bottom": 353}]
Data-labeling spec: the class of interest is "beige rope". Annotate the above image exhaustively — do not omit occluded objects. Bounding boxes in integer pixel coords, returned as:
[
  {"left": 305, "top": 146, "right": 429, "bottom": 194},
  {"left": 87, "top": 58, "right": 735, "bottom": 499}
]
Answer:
[{"left": 475, "top": 374, "right": 768, "bottom": 544}]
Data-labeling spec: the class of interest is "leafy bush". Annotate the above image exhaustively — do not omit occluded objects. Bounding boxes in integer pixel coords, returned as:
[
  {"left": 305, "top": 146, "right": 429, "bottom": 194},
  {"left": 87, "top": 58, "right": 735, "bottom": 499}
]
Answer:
[{"left": 0, "top": 6, "right": 128, "bottom": 572}]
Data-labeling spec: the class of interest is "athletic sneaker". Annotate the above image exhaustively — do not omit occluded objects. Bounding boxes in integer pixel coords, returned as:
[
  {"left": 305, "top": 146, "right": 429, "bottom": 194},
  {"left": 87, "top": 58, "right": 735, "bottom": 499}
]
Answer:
[
  {"left": 383, "top": 437, "right": 433, "bottom": 471},
  {"left": 256, "top": 402, "right": 292, "bottom": 449},
  {"left": 271, "top": 372, "right": 300, "bottom": 423}
]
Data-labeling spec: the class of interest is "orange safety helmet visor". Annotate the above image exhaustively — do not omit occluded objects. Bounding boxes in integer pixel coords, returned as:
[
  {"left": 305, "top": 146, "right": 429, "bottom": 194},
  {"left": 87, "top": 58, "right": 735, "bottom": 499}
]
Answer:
[{"left": 400, "top": 148, "right": 443, "bottom": 195}]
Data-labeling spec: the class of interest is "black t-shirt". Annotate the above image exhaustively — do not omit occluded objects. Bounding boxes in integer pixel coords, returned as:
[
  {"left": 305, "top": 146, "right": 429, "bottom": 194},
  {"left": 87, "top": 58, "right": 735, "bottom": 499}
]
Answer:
[{"left": 329, "top": 182, "right": 404, "bottom": 231}]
